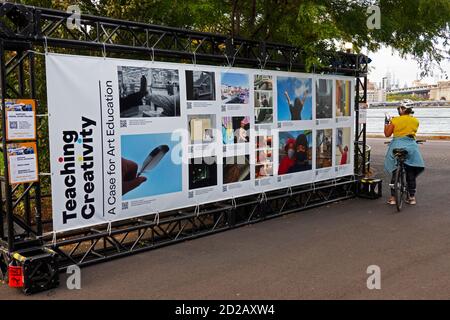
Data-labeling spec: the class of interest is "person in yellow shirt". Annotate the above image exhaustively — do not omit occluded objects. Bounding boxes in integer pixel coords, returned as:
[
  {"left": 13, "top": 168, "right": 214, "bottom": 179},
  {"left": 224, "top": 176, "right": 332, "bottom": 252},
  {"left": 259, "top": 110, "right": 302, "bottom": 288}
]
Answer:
[
  {"left": 390, "top": 112, "right": 419, "bottom": 138},
  {"left": 384, "top": 104, "right": 425, "bottom": 205}
]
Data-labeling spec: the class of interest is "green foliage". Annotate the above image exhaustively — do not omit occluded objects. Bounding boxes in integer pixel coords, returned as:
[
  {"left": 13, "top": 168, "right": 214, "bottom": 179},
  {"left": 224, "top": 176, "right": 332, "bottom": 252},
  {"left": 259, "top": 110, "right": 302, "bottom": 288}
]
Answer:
[
  {"left": 18, "top": 0, "right": 450, "bottom": 72},
  {"left": 386, "top": 94, "right": 425, "bottom": 102}
]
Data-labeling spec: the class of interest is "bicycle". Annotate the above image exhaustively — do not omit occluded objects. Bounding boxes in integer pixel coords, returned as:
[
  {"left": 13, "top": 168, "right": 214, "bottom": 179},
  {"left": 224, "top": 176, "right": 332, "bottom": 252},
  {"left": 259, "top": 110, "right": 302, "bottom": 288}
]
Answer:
[{"left": 385, "top": 139, "right": 425, "bottom": 212}]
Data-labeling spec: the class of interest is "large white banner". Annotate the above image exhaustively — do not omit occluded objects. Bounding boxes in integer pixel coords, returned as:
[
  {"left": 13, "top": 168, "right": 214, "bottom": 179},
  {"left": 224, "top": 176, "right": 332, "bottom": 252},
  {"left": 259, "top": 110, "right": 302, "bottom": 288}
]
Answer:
[{"left": 46, "top": 53, "right": 355, "bottom": 232}]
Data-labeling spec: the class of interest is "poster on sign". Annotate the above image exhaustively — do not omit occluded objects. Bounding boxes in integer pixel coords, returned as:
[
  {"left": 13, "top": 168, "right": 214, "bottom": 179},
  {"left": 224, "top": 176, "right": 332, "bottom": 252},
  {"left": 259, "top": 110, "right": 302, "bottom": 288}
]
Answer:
[
  {"left": 6, "top": 142, "right": 38, "bottom": 184},
  {"left": 46, "top": 53, "right": 355, "bottom": 232},
  {"left": 5, "top": 99, "right": 37, "bottom": 141}
]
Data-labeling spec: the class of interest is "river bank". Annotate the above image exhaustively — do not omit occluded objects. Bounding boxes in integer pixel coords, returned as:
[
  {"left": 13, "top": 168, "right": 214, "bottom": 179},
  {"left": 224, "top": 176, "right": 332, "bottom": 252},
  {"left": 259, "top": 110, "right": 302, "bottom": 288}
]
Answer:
[
  {"left": 367, "top": 134, "right": 450, "bottom": 140},
  {"left": 367, "top": 107, "right": 450, "bottom": 136}
]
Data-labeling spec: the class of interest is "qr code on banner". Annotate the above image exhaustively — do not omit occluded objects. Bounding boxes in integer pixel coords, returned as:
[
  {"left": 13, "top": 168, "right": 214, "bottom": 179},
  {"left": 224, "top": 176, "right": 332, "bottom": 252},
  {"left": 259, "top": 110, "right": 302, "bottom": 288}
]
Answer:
[
  {"left": 120, "top": 120, "right": 127, "bottom": 128},
  {"left": 9, "top": 121, "right": 17, "bottom": 129},
  {"left": 122, "top": 202, "right": 128, "bottom": 210}
]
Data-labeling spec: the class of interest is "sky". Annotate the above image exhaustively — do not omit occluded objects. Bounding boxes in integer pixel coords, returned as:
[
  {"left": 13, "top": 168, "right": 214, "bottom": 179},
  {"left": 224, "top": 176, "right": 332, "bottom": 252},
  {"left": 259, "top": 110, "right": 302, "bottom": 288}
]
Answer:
[
  {"left": 221, "top": 72, "right": 249, "bottom": 88},
  {"left": 367, "top": 46, "right": 450, "bottom": 87}
]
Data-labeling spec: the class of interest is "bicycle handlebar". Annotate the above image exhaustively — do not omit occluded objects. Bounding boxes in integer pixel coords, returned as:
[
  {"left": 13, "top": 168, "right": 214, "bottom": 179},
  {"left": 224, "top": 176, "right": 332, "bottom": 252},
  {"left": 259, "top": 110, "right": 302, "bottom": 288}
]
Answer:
[{"left": 384, "top": 139, "right": 426, "bottom": 145}]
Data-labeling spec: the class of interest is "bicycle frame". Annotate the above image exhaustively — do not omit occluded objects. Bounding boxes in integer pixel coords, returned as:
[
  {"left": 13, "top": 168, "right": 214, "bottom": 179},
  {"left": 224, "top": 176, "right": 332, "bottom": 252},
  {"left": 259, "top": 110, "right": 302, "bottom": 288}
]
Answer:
[{"left": 392, "top": 152, "right": 408, "bottom": 211}]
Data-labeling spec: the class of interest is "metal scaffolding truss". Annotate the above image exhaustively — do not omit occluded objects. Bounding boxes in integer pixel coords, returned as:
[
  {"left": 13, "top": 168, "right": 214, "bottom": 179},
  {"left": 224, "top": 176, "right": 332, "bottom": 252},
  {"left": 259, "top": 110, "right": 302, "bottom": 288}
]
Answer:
[
  {"left": 0, "top": 2, "right": 369, "bottom": 73},
  {"left": 48, "top": 177, "right": 356, "bottom": 269},
  {"left": 0, "top": 1, "right": 368, "bottom": 292}
]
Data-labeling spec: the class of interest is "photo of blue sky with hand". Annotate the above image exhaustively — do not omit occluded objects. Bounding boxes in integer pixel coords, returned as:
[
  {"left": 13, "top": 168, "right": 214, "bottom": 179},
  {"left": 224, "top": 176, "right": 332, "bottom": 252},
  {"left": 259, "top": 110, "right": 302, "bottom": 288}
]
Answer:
[
  {"left": 121, "top": 133, "right": 182, "bottom": 201},
  {"left": 277, "top": 77, "right": 312, "bottom": 121}
]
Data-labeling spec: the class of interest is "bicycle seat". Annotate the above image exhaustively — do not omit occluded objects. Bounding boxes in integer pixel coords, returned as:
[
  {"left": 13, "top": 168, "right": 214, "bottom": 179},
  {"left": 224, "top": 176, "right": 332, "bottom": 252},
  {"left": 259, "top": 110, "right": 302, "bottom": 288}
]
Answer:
[{"left": 393, "top": 148, "right": 408, "bottom": 157}]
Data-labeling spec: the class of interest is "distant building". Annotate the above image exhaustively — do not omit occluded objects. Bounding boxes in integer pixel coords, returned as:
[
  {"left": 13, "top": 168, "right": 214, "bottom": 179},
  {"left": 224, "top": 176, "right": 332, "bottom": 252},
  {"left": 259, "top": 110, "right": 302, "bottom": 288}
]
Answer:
[
  {"left": 430, "top": 81, "right": 450, "bottom": 101},
  {"left": 412, "top": 80, "right": 426, "bottom": 87},
  {"left": 384, "top": 81, "right": 450, "bottom": 101},
  {"left": 367, "top": 81, "right": 386, "bottom": 103},
  {"left": 381, "top": 77, "right": 389, "bottom": 90}
]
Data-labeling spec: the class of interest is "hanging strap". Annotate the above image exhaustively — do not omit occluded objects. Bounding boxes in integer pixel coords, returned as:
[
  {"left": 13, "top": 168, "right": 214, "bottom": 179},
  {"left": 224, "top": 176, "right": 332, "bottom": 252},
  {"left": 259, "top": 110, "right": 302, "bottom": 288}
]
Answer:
[
  {"left": 43, "top": 36, "right": 48, "bottom": 55},
  {"left": 150, "top": 46, "right": 155, "bottom": 63},
  {"left": 259, "top": 192, "right": 268, "bottom": 203},
  {"left": 106, "top": 221, "right": 112, "bottom": 236},
  {"left": 102, "top": 42, "right": 107, "bottom": 59},
  {"left": 195, "top": 203, "right": 201, "bottom": 217},
  {"left": 231, "top": 197, "right": 237, "bottom": 209},
  {"left": 287, "top": 186, "right": 293, "bottom": 197},
  {"left": 51, "top": 230, "right": 57, "bottom": 247},
  {"left": 153, "top": 211, "right": 160, "bottom": 226}
]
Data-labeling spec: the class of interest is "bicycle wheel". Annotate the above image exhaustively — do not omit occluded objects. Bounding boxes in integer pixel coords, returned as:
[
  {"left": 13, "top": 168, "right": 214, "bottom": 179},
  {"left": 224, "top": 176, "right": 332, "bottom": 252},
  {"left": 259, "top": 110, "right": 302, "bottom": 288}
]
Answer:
[{"left": 394, "top": 165, "right": 406, "bottom": 212}]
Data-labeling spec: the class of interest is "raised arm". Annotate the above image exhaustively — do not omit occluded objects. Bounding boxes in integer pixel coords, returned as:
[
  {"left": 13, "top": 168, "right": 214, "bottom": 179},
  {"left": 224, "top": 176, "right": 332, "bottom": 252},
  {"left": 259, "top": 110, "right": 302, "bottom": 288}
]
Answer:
[
  {"left": 301, "top": 89, "right": 309, "bottom": 105},
  {"left": 284, "top": 91, "right": 291, "bottom": 106}
]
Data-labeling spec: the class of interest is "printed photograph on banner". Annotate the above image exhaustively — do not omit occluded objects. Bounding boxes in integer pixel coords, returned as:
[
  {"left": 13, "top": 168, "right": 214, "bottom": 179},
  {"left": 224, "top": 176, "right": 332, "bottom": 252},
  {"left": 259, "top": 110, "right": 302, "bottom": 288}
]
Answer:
[
  {"left": 336, "top": 127, "right": 351, "bottom": 166},
  {"left": 223, "top": 155, "right": 250, "bottom": 184},
  {"left": 185, "top": 70, "right": 216, "bottom": 101},
  {"left": 254, "top": 75, "right": 274, "bottom": 124},
  {"left": 222, "top": 116, "right": 250, "bottom": 144},
  {"left": 188, "top": 114, "right": 216, "bottom": 144},
  {"left": 121, "top": 133, "right": 182, "bottom": 200},
  {"left": 6, "top": 142, "right": 38, "bottom": 184},
  {"left": 255, "top": 135, "right": 273, "bottom": 179},
  {"left": 316, "top": 79, "right": 333, "bottom": 119},
  {"left": 118, "top": 66, "right": 180, "bottom": 118},
  {"left": 188, "top": 156, "right": 218, "bottom": 190},
  {"left": 278, "top": 131, "right": 312, "bottom": 175},
  {"left": 221, "top": 72, "right": 250, "bottom": 104},
  {"left": 316, "top": 129, "right": 333, "bottom": 169},
  {"left": 5, "top": 99, "right": 36, "bottom": 140},
  {"left": 277, "top": 76, "right": 312, "bottom": 121},
  {"left": 336, "top": 80, "right": 351, "bottom": 117}
]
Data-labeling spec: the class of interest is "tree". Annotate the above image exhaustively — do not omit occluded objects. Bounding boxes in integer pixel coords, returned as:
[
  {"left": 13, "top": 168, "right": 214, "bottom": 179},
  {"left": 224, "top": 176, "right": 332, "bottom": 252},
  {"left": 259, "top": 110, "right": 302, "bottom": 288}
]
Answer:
[{"left": 20, "top": 0, "right": 450, "bottom": 72}]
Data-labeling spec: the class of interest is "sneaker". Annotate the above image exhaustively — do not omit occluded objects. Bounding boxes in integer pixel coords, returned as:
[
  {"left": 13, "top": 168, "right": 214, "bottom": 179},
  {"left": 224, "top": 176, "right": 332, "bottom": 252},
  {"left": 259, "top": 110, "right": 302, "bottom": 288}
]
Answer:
[{"left": 387, "top": 197, "right": 396, "bottom": 205}]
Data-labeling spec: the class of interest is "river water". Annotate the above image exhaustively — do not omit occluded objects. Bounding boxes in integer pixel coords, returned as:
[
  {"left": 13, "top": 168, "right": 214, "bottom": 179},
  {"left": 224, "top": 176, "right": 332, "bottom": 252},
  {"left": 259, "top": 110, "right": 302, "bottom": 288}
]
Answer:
[{"left": 367, "top": 108, "right": 450, "bottom": 135}]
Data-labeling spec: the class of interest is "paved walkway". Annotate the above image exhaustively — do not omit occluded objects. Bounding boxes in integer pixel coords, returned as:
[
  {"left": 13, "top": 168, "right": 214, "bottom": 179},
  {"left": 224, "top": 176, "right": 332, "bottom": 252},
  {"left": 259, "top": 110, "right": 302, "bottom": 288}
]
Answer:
[{"left": 1, "top": 138, "right": 450, "bottom": 299}]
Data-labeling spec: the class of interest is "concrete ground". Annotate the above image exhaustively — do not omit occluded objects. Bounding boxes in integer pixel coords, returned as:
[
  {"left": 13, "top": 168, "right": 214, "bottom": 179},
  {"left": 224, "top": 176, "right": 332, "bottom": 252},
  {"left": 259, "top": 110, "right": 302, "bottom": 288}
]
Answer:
[{"left": 1, "top": 138, "right": 450, "bottom": 300}]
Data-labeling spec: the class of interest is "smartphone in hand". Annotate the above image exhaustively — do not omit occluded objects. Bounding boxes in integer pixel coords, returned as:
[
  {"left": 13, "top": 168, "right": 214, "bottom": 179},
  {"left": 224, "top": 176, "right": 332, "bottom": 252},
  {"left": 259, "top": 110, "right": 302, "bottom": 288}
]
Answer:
[{"left": 384, "top": 113, "right": 391, "bottom": 125}]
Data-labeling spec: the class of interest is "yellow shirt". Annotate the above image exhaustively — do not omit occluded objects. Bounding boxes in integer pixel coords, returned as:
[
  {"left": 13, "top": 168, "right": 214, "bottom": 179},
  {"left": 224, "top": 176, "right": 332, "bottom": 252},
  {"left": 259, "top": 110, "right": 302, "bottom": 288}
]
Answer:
[{"left": 391, "top": 115, "right": 419, "bottom": 138}]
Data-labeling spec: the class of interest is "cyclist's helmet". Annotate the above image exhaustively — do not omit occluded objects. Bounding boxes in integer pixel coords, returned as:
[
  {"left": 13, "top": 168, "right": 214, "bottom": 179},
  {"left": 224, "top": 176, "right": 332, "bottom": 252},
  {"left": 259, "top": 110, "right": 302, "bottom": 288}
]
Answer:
[{"left": 399, "top": 101, "right": 414, "bottom": 114}]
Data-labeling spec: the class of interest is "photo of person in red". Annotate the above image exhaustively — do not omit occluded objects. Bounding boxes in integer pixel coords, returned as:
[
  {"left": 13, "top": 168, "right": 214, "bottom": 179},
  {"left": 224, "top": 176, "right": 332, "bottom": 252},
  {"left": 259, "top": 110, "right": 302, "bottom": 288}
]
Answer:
[
  {"left": 338, "top": 145, "right": 349, "bottom": 165},
  {"left": 278, "top": 138, "right": 296, "bottom": 175},
  {"left": 279, "top": 131, "right": 313, "bottom": 175},
  {"left": 336, "top": 127, "right": 351, "bottom": 166}
]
